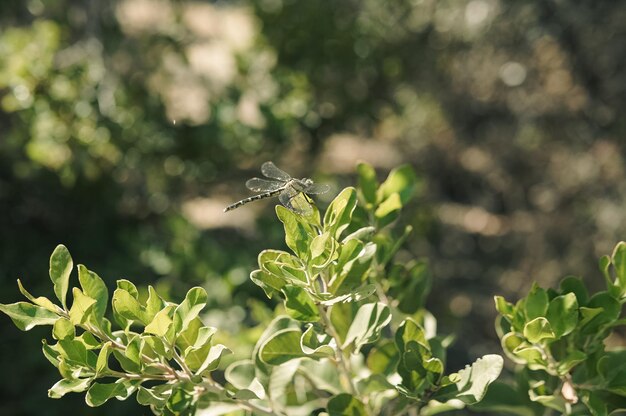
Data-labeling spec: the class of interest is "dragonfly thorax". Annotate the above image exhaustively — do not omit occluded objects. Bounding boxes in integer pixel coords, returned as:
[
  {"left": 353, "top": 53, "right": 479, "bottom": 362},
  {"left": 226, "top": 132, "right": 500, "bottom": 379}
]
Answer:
[{"left": 291, "top": 178, "right": 314, "bottom": 192}]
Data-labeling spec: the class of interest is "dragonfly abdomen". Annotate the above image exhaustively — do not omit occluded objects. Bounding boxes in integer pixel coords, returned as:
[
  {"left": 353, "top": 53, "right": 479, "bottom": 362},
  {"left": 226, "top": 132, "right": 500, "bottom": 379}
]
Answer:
[{"left": 223, "top": 188, "right": 285, "bottom": 212}]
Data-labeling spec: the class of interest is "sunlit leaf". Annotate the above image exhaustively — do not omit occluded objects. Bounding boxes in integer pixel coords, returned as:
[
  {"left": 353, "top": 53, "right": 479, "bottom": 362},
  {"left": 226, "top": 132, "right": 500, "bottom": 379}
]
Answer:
[
  {"left": 49, "top": 244, "right": 73, "bottom": 309},
  {"left": 0, "top": 301, "right": 58, "bottom": 331}
]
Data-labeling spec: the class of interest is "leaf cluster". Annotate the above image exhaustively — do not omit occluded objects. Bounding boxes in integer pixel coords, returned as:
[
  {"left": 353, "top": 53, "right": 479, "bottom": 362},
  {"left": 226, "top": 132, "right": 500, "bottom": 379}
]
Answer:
[
  {"left": 1, "top": 163, "right": 503, "bottom": 415},
  {"left": 487, "top": 242, "right": 626, "bottom": 415}
]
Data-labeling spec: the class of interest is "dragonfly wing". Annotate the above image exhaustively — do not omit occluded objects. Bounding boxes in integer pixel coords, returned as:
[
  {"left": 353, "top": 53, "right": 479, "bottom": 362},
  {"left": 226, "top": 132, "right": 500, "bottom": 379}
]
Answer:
[
  {"left": 261, "top": 161, "right": 291, "bottom": 181},
  {"left": 246, "top": 177, "right": 284, "bottom": 192},
  {"left": 304, "top": 183, "right": 330, "bottom": 195}
]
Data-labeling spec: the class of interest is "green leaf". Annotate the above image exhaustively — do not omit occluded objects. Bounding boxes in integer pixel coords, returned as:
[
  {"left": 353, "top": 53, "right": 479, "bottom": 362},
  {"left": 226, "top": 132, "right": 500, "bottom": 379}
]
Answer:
[
  {"left": 612, "top": 242, "right": 626, "bottom": 292},
  {"left": 276, "top": 205, "right": 316, "bottom": 258},
  {"left": 53, "top": 318, "right": 75, "bottom": 340},
  {"left": 545, "top": 293, "right": 578, "bottom": 338},
  {"left": 48, "top": 377, "right": 92, "bottom": 399},
  {"left": 225, "top": 360, "right": 266, "bottom": 400},
  {"left": 42, "top": 339, "right": 61, "bottom": 367},
  {"left": 116, "top": 279, "right": 139, "bottom": 298},
  {"left": 183, "top": 326, "right": 214, "bottom": 371},
  {"left": 375, "top": 192, "right": 402, "bottom": 227},
  {"left": 136, "top": 386, "right": 169, "bottom": 408},
  {"left": 309, "top": 232, "right": 336, "bottom": 268},
  {"left": 367, "top": 340, "right": 399, "bottom": 375},
  {"left": 282, "top": 285, "right": 319, "bottom": 322},
  {"left": 112, "top": 349, "right": 141, "bottom": 373},
  {"left": 68, "top": 288, "right": 97, "bottom": 325},
  {"left": 144, "top": 305, "right": 174, "bottom": 338},
  {"left": 49, "top": 244, "right": 73, "bottom": 309},
  {"left": 392, "top": 261, "right": 431, "bottom": 314},
  {"left": 324, "top": 187, "right": 358, "bottom": 239},
  {"left": 494, "top": 296, "right": 515, "bottom": 320},
  {"left": 512, "top": 346, "right": 546, "bottom": 368},
  {"left": 58, "top": 338, "right": 98, "bottom": 369},
  {"left": 16, "top": 279, "right": 59, "bottom": 312},
  {"left": 559, "top": 276, "right": 588, "bottom": 306},
  {"left": 300, "top": 359, "right": 342, "bottom": 394},
  {"left": 196, "top": 344, "right": 231, "bottom": 374},
  {"left": 95, "top": 342, "right": 112, "bottom": 376},
  {"left": 267, "top": 360, "right": 300, "bottom": 403},
  {"left": 176, "top": 317, "right": 204, "bottom": 352},
  {"left": 556, "top": 349, "right": 586, "bottom": 375},
  {"left": 174, "top": 287, "right": 208, "bottom": 333},
  {"left": 327, "top": 393, "right": 367, "bottom": 416},
  {"left": 259, "top": 328, "right": 306, "bottom": 365},
  {"left": 86, "top": 381, "right": 136, "bottom": 407},
  {"left": 145, "top": 285, "right": 165, "bottom": 323},
  {"left": 166, "top": 387, "right": 193, "bottom": 413},
  {"left": 328, "top": 240, "right": 376, "bottom": 295},
  {"left": 524, "top": 283, "right": 549, "bottom": 320},
  {"left": 0, "top": 301, "right": 59, "bottom": 330},
  {"left": 343, "top": 302, "right": 391, "bottom": 352},
  {"left": 377, "top": 164, "right": 417, "bottom": 204},
  {"left": 453, "top": 354, "right": 503, "bottom": 403},
  {"left": 357, "top": 162, "right": 378, "bottom": 206},
  {"left": 523, "top": 317, "right": 555, "bottom": 343},
  {"left": 112, "top": 288, "right": 148, "bottom": 325},
  {"left": 300, "top": 324, "right": 334, "bottom": 357},
  {"left": 77, "top": 265, "right": 108, "bottom": 319},
  {"left": 125, "top": 335, "right": 141, "bottom": 366}
]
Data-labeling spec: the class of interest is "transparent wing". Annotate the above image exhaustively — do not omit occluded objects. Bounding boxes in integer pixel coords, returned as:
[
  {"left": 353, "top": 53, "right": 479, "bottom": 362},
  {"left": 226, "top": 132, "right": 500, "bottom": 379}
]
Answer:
[
  {"left": 261, "top": 161, "right": 291, "bottom": 181},
  {"left": 279, "top": 188, "right": 313, "bottom": 216},
  {"left": 246, "top": 177, "right": 285, "bottom": 192},
  {"left": 303, "top": 183, "right": 330, "bottom": 195}
]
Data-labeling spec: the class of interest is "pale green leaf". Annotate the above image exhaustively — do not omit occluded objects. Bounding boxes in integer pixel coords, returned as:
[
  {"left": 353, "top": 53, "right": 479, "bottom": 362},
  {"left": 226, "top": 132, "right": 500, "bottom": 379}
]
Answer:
[
  {"left": 174, "top": 287, "right": 208, "bottom": 333},
  {"left": 68, "top": 288, "right": 97, "bottom": 325},
  {"left": 17, "top": 279, "right": 59, "bottom": 312},
  {"left": 523, "top": 317, "right": 555, "bottom": 344},
  {"left": 184, "top": 326, "right": 215, "bottom": 371},
  {"left": 53, "top": 317, "right": 75, "bottom": 340},
  {"left": 343, "top": 302, "right": 391, "bottom": 352},
  {"left": 49, "top": 244, "right": 73, "bottom": 309},
  {"left": 144, "top": 305, "right": 174, "bottom": 337},
  {"left": 453, "top": 354, "right": 503, "bottom": 403},
  {"left": 225, "top": 360, "right": 266, "bottom": 400},
  {"left": 323, "top": 187, "right": 357, "bottom": 239},
  {"left": 374, "top": 192, "right": 402, "bottom": 227},
  {"left": 276, "top": 205, "right": 316, "bottom": 258},
  {"left": 377, "top": 164, "right": 417, "bottom": 204},
  {"left": 259, "top": 328, "right": 305, "bottom": 365},
  {"left": 0, "top": 301, "right": 58, "bottom": 331},
  {"left": 282, "top": 285, "right": 319, "bottom": 322},
  {"left": 197, "top": 344, "right": 231, "bottom": 374},
  {"left": 48, "top": 377, "right": 92, "bottom": 399},
  {"left": 77, "top": 265, "right": 108, "bottom": 319},
  {"left": 112, "top": 288, "right": 148, "bottom": 325},
  {"left": 96, "top": 342, "right": 112, "bottom": 376}
]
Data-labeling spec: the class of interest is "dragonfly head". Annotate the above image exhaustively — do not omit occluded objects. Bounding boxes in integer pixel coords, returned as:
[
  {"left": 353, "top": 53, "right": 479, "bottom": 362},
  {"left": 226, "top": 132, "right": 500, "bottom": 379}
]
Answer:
[{"left": 302, "top": 178, "right": 313, "bottom": 186}]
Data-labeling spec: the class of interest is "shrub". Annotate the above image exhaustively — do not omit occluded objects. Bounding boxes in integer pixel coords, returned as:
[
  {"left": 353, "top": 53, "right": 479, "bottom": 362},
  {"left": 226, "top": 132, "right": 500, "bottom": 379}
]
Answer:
[{"left": 4, "top": 163, "right": 626, "bottom": 415}]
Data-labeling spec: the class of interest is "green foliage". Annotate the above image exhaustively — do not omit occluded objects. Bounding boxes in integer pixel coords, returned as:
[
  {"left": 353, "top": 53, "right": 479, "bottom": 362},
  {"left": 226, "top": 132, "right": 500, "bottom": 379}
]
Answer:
[
  {"left": 0, "top": 163, "right": 502, "bottom": 415},
  {"left": 490, "top": 242, "right": 626, "bottom": 415}
]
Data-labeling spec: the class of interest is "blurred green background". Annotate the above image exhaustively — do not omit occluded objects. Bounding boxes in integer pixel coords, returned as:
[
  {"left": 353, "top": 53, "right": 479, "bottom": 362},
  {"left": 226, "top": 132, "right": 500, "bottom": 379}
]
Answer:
[{"left": 1, "top": 0, "right": 625, "bottom": 414}]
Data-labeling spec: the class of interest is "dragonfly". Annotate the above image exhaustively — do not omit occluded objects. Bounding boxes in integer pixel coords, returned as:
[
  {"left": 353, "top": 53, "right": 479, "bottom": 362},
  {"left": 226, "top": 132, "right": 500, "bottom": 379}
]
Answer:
[{"left": 224, "top": 162, "right": 330, "bottom": 215}]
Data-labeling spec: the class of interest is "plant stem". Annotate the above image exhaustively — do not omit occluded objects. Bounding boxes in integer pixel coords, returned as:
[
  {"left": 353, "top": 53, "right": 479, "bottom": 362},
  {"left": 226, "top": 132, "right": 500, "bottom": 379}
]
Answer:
[{"left": 316, "top": 303, "right": 358, "bottom": 396}]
